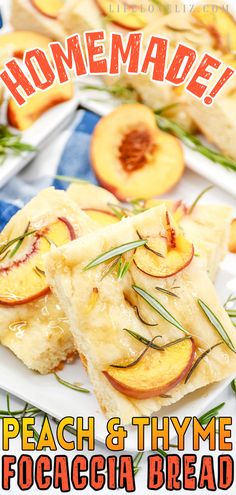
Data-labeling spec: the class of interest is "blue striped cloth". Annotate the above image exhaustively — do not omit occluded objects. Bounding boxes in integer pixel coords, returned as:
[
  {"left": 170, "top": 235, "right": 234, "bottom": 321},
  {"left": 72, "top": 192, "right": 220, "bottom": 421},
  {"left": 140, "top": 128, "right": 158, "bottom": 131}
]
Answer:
[{"left": 0, "top": 110, "right": 100, "bottom": 230}]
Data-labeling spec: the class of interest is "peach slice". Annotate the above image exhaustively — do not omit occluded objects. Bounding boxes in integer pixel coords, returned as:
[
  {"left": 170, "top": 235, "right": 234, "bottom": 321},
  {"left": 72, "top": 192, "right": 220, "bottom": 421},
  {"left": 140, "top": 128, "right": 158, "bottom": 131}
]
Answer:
[
  {"left": 134, "top": 213, "right": 194, "bottom": 278},
  {"left": 229, "top": 218, "right": 236, "bottom": 253},
  {"left": 95, "top": 0, "right": 147, "bottom": 30},
  {"left": 84, "top": 209, "right": 119, "bottom": 227},
  {"left": 0, "top": 217, "right": 75, "bottom": 306},
  {"left": 193, "top": 6, "right": 236, "bottom": 53},
  {"left": 8, "top": 82, "right": 74, "bottom": 131},
  {"left": 103, "top": 338, "right": 195, "bottom": 399},
  {"left": 31, "top": 0, "right": 64, "bottom": 19},
  {"left": 0, "top": 31, "right": 52, "bottom": 59},
  {"left": 90, "top": 104, "right": 184, "bottom": 200}
]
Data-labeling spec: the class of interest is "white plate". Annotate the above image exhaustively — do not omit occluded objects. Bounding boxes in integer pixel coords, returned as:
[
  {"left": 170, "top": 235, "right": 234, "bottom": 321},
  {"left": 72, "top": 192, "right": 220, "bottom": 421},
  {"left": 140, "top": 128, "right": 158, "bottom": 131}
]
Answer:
[
  {"left": 0, "top": 91, "right": 79, "bottom": 189},
  {"left": 0, "top": 176, "right": 235, "bottom": 452}
]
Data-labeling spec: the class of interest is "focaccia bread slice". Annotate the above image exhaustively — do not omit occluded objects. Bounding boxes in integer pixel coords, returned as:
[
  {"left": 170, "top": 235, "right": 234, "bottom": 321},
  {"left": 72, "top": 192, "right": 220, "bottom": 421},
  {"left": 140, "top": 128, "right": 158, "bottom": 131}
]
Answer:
[
  {"left": 46, "top": 205, "right": 236, "bottom": 424},
  {"left": 67, "top": 183, "right": 232, "bottom": 281},
  {"left": 11, "top": 0, "right": 67, "bottom": 42},
  {"left": 0, "top": 188, "right": 94, "bottom": 374}
]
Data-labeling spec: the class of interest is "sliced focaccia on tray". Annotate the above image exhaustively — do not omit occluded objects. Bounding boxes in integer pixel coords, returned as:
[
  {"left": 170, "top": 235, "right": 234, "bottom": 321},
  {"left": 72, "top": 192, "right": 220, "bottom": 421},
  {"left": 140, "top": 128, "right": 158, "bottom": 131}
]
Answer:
[
  {"left": 0, "top": 187, "right": 95, "bottom": 374},
  {"left": 46, "top": 204, "right": 236, "bottom": 424},
  {"left": 67, "top": 183, "right": 232, "bottom": 281}
]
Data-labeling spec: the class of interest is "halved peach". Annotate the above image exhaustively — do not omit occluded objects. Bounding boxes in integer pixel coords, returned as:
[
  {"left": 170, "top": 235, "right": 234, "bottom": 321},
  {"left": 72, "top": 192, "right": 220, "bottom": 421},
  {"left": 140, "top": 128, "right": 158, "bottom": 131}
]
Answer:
[
  {"left": 134, "top": 213, "right": 194, "bottom": 278},
  {"left": 84, "top": 209, "right": 119, "bottom": 227},
  {"left": 193, "top": 5, "right": 236, "bottom": 53},
  {"left": 8, "top": 82, "right": 74, "bottom": 130},
  {"left": 0, "top": 31, "right": 52, "bottom": 59},
  {"left": 103, "top": 338, "right": 195, "bottom": 399},
  {"left": 0, "top": 217, "right": 75, "bottom": 306},
  {"left": 31, "top": 0, "right": 64, "bottom": 19},
  {"left": 229, "top": 218, "right": 236, "bottom": 253},
  {"left": 95, "top": 0, "right": 147, "bottom": 30},
  {"left": 90, "top": 104, "right": 184, "bottom": 200}
]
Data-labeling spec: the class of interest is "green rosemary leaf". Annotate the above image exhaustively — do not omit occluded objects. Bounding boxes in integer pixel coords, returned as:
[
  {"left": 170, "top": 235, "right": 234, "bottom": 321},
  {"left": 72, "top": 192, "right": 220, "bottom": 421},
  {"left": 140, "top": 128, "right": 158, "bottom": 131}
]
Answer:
[
  {"left": 198, "top": 299, "right": 236, "bottom": 353},
  {"left": 101, "top": 256, "right": 121, "bottom": 280},
  {"left": 84, "top": 240, "right": 147, "bottom": 271},
  {"left": 133, "top": 286, "right": 189, "bottom": 335},
  {"left": 155, "top": 102, "right": 180, "bottom": 115},
  {"left": 54, "top": 373, "right": 90, "bottom": 394},
  {"left": 133, "top": 452, "right": 144, "bottom": 476},
  {"left": 81, "top": 83, "right": 139, "bottom": 103},
  {"left": 136, "top": 230, "right": 164, "bottom": 258},
  {"left": 155, "top": 114, "right": 236, "bottom": 173},
  {"left": 107, "top": 203, "right": 127, "bottom": 220},
  {"left": 0, "top": 125, "right": 36, "bottom": 164},
  {"left": 227, "top": 310, "right": 236, "bottom": 318},
  {"left": 198, "top": 402, "right": 225, "bottom": 425},
  {"left": 156, "top": 447, "right": 168, "bottom": 457},
  {"left": 123, "top": 328, "right": 163, "bottom": 350},
  {"left": 117, "top": 256, "right": 134, "bottom": 280},
  {"left": 111, "top": 336, "right": 159, "bottom": 369},
  {"left": 155, "top": 286, "right": 179, "bottom": 298},
  {"left": 231, "top": 378, "right": 236, "bottom": 394},
  {"left": 134, "top": 306, "right": 159, "bottom": 326},
  {"left": 9, "top": 222, "right": 30, "bottom": 259},
  {"left": 185, "top": 342, "right": 223, "bottom": 384},
  {"left": 189, "top": 186, "right": 214, "bottom": 214},
  {"left": 0, "top": 230, "right": 37, "bottom": 257}
]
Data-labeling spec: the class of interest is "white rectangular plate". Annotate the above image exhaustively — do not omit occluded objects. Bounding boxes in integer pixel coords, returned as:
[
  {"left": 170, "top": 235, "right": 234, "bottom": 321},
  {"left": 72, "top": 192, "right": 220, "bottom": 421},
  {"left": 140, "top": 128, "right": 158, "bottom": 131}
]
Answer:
[{"left": 0, "top": 176, "right": 235, "bottom": 452}]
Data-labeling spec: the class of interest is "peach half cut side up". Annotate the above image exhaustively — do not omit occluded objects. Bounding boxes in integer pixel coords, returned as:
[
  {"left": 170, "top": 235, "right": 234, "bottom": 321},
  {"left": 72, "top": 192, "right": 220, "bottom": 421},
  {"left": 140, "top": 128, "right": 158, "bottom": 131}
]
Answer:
[
  {"left": 0, "top": 217, "right": 75, "bottom": 306},
  {"left": 8, "top": 82, "right": 74, "bottom": 131},
  {"left": 104, "top": 338, "right": 195, "bottom": 399},
  {"left": 90, "top": 104, "right": 185, "bottom": 200},
  {"left": 0, "top": 31, "right": 52, "bottom": 59}
]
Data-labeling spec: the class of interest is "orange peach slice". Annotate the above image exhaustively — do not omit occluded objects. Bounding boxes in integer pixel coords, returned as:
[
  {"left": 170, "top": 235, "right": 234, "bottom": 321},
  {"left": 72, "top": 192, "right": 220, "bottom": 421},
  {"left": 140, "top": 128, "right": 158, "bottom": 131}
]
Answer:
[
  {"left": 193, "top": 6, "right": 236, "bottom": 53},
  {"left": 134, "top": 213, "right": 194, "bottom": 278},
  {"left": 103, "top": 338, "right": 195, "bottom": 399},
  {"left": 84, "top": 209, "right": 119, "bottom": 227},
  {"left": 90, "top": 104, "right": 184, "bottom": 200},
  {"left": 0, "top": 31, "right": 52, "bottom": 59},
  {"left": 229, "top": 218, "right": 236, "bottom": 253},
  {"left": 8, "top": 82, "right": 74, "bottom": 130},
  {"left": 0, "top": 217, "right": 75, "bottom": 306},
  {"left": 31, "top": 0, "right": 64, "bottom": 19},
  {"left": 95, "top": 0, "right": 147, "bottom": 30}
]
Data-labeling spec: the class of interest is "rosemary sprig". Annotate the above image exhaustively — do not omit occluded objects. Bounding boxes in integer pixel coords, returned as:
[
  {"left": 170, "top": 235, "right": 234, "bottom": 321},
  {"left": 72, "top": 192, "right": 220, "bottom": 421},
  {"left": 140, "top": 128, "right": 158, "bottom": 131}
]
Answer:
[
  {"left": 117, "top": 256, "right": 134, "bottom": 280},
  {"left": 81, "top": 83, "right": 139, "bottom": 103},
  {"left": 124, "top": 328, "right": 163, "bottom": 350},
  {"left": 133, "top": 286, "right": 189, "bottom": 335},
  {"left": 107, "top": 203, "right": 127, "bottom": 220},
  {"left": 0, "top": 125, "right": 36, "bottom": 164},
  {"left": 231, "top": 378, "right": 236, "bottom": 394},
  {"left": 84, "top": 239, "right": 147, "bottom": 271},
  {"left": 189, "top": 185, "right": 214, "bottom": 214},
  {"left": 133, "top": 452, "right": 144, "bottom": 476},
  {"left": 134, "top": 306, "right": 159, "bottom": 326},
  {"left": 111, "top": 336, "right": 159, "bottom": 369},
  {"left": 155, "top": 286, "right": 179, "bottom": 298},
  {"left": 199, "top": 402, "right": 225, "bottom": 426},
  {"left": 54, "top": 373, "right": 90, "bottom": 394},
  {"left": 198, "top": 299, "right": 236, "bottom": 353},
  {"left": 0, "top": 229, "right": 37, "bottom": 257},
  {"left": 101, "top": 255, "right": 121, "bottom": 280},
  {"left": 185, "top": 342, "right": 223, "bottom": 384},
  {"left": 137, "top": 230, "right": 164, "bottom": 258},
  {"left": 9, "top": 222, "right": 30, "bottom": 259},
  {"left": 123, "top": 328, "right": 191, "bottom": 351},
  {"left": 155, "top": 114, "right": 236, "bottom": 173}
]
